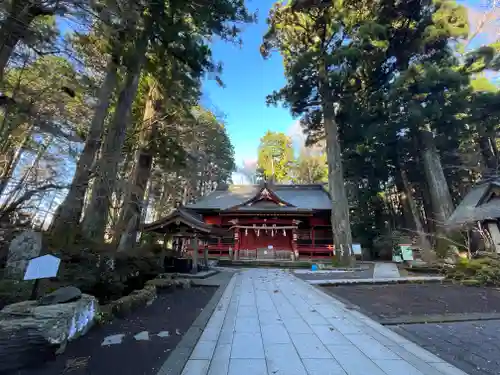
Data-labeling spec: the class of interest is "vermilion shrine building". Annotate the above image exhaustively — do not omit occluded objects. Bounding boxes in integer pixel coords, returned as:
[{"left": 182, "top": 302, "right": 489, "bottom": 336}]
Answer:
[{"left": 144, "top": 182, "right": 336, "bottom": 259}]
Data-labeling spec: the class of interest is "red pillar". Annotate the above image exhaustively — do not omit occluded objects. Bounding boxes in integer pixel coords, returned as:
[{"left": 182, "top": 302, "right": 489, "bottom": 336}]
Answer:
[
  {"left": 311, "top": 226, "right": 315, "bottom": 258},
  {"left": 234, "top": 228, "right": 240, "bottom": 259},
  {"left": 292, "top": 220, "right": 299, "bottom": 260}
]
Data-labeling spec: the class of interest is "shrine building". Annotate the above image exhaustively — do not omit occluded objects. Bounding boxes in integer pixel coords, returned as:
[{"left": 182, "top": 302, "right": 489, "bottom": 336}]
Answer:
[{"left": 144, "top": 182, "right": 335, "bottom": 260}]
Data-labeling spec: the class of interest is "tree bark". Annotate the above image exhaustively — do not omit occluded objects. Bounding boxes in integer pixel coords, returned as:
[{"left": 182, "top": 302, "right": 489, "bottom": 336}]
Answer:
[
  {"left": 81, "top": 26, "right": 150, "bottom": 242},
  {"left": 478, "top": 132, "right": 498, "bottom": 177},
  {"left": 50, "top": 57, "right": 119, "bottom": 240},
  {"left": 0, "top": 130, "right": 30, "bottom": 196},
  {"left": 400, "top": 165, "right": 435, "bottom": 262},
  {"left": 0, "top": 0, "right": 53, "bottom": 84},
  {"left": 318, "top": 61, "right": 354, "bottom": 266},
  {"left": 419, "top": 125, "right": 454, "bottom": 236},
  {"left": 117, "top": 82, "right": 160, "bottom": 251}
]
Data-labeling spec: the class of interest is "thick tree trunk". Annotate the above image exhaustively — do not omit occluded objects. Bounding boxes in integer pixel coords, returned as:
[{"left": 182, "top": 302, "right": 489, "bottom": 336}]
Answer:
[
  {"left": 50, "top": 57, "right": 119, "bottom": 241},
  {"left": 419, "top": 126, "right": 454, "bottom": 252},
  {"left": 318, "top": 64, "right": 354, "bottom": 266},
  {"left": 400, "top": 165, "right": 435, "bottom": 262},
  {"left": 117, "top": 83, "right": 159, "bottom": 251},
  {"left": 81, "top": 27, "right": 150, "bottom": 242}
]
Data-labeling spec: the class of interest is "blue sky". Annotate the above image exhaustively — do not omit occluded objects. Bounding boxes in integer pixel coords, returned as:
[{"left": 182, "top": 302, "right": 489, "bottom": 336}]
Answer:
[
  {"left": 202, "top": 0, "right": 294, "bottom": 166},
  {"left": 202, "top": 0, "right": 498, "bottom": 167}
]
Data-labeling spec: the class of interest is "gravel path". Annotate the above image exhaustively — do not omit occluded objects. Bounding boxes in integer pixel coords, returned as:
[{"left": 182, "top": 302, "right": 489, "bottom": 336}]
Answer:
[
  {"left": 322, "top": 283, "right": 500, "bottom": 320},
  {"left": 394, "top": 320, "right": 500, "bottom": 375},
  {"left": 13, "top": 286, "right": 216, "bottom": 375}
]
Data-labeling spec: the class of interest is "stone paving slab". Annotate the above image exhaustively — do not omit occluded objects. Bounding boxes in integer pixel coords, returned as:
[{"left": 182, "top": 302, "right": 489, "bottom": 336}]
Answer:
[{"left": 180, "top": 269, "right": 469, "bottom": 375}]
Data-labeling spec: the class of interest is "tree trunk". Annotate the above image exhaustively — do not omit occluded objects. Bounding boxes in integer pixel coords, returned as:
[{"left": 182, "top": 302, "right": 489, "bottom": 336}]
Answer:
[
  {"left": 400, "top": 165, "right": 435, "bottom": 262},
  {"left": 419, "top": 126, "right": 454, "bottom": 257},
  {"left": 81, "top": 26, "right": 150, "bottom": 242},
  {"left": 0, "top": 1, "right": 51, "bottom": 83},
  {"left": 117, "top": 82, "right": 160, "bottom": 251},
  {"left": 0, "top": 131, "right": 30, "bottom": 196},
  {"left": 50, "top": 57, "right": 119, "bottom": 241},
  {"left": 419, "top": 126, "right": 455, "bottom": 229},
  {"left": 318, "top": 62, "right": 354, "bottom": 266},
  {"left": 395, "top": 170, "right": 416, "bottom": 231},
  {"left": 1, "top": 135, "right": 52, "bottom": 211},
  {"left": 478, "top": 132, "right": 498, "bottom": 177}
]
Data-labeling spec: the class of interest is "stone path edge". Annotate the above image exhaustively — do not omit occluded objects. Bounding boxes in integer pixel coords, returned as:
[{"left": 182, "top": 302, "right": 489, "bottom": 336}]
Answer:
[
  {"left": 155, "top": 272, "right": 235, "bottom": 375},
  {"left": 307, "top": 276, "right": 445, "bottom": 285},
  {"left": 381, "top": 312, "right": 500, "bottom": 325}
]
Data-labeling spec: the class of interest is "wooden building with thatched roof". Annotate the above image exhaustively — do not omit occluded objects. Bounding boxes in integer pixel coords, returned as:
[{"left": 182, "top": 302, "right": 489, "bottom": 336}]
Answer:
[{"left": 446, "top": 178, "right": 500, "bottom": 252}]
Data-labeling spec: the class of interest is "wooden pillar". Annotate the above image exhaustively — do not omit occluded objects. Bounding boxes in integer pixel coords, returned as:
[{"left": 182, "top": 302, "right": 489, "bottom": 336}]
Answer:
[
  {"left": 311, "top": 226, "right": 315, "bottom": 258},
  {"left": 191, "top": 235, "right": 198, "bottom": 274}
]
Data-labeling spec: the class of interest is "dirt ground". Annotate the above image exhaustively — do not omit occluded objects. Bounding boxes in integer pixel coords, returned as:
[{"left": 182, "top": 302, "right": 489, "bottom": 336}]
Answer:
[
  {"left": 323, "top": 283, "right": 500, "bottom": 320},
  {"left": 12, "top": 286, "right": 216, "bottom": 375}
]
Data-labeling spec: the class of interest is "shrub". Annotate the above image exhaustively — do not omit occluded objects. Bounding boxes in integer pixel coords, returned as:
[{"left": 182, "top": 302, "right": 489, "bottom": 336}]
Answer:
[
  {"left": 43, "top": 236, "right": 163, "bottom": 304},
  {"left": 0, "top": 279, "right": 32, "bottom": 308},
  {"left": 445, "top": 253, "right": 500, "bottom": 286}
]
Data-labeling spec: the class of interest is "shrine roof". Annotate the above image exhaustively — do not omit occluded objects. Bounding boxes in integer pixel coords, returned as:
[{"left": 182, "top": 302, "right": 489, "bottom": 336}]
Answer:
[
  {"left": 186, "top": 184, "right": 332, "bottom": 211},
  {"left": 445, "top": 177, "right": 500, "bottom": 228},
  {"left": 143, "top": 207, "right": 227, "bottom": 236}
]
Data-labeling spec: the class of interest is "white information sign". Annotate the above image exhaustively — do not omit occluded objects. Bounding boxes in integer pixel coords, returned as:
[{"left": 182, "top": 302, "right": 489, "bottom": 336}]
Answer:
[
  {"left": 24, "top": 254, "right": 61, "bottom": 281},
  {"left": 352, "top": 244, "right": 362, "bottom": 255}
]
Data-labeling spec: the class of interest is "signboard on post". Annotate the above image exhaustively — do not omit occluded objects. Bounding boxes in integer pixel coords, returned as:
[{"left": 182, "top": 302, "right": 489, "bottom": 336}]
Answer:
[
  {"left": 352, "top": 244, "right": 362, "bottom": 255},
  {"left": 24, "top": 254, "right": 61, "bottom": 300},
  {"left": 24, "top": 254, "right": 61, "bottom": 280},
  {"left": 392, "top": 244, "right": 413, "bottom": 263}
]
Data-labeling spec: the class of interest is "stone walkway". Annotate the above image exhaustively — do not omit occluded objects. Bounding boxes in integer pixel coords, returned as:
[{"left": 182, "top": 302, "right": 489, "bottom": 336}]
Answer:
[
  {"left": 373, "top": 263, "right": 400, "bottom": 278},
  {"left": 180, "top": 269, "right": 468, "bottom": 375}
]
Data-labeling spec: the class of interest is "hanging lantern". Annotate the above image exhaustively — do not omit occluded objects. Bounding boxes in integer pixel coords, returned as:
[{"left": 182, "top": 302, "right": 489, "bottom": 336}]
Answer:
[
  {"left": 245, "top": 228, "right": 248, "bottom": 236},
  {"left": 283, "top": 229, "right": 286, "bottom": 236}
]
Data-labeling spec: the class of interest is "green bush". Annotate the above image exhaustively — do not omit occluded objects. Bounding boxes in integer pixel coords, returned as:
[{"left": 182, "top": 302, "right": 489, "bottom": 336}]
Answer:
[
  {"left": 45, "top": 238, "right": 163, "bottom": 304},
  {"left": 0, "top": 279, "right": 33, "bottom": 308},
  {"left": 445, "top": 253, "right": 500, "bottom": 286}
]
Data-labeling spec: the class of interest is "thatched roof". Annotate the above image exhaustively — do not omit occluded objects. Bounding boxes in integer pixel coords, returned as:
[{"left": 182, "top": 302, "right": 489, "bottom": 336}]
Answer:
[{"left": 445, "top": 178, "right": 500, "bottom": 228}]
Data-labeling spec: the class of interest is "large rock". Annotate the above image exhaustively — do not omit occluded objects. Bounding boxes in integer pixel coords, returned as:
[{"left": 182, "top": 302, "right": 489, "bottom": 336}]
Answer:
[
  {"left": 0, "top": 294, "right": 98, "bottom": 345},
  {"left": 5, "top": 230, "right": 42, "bottom": 279},
  {"left": 39, "top": 286, "right": 82, "bottom": 306},
  {"left": 0, "top": 326, "right": 57, "bottom": 373}
]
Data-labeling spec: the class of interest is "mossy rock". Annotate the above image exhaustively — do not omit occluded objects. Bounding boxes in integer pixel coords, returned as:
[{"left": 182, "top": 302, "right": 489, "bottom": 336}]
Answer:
[
  {"left": 105, "top": 285, "right": 157, "bottom": 318},
  {"left": 146, "top": 278, "right": 192, "bottom": 290},
  {"left": 461, "top": 279, "right": 482, "bottom": 286},
  {"left": 146, "top": 278, "right": 174, "bottom": 289}
]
